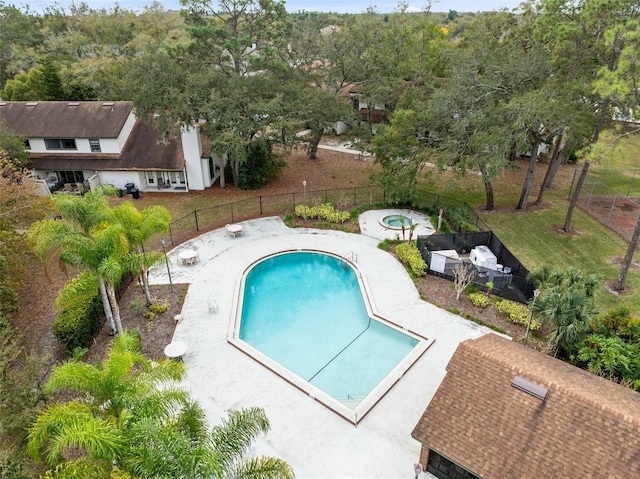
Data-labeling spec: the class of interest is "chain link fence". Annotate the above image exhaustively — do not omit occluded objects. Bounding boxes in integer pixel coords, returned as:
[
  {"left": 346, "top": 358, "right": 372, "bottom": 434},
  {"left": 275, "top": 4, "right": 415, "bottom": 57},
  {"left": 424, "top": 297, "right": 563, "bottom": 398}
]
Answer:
[{"left": 572, "top": 170, "right": 640, "bottom": 242}]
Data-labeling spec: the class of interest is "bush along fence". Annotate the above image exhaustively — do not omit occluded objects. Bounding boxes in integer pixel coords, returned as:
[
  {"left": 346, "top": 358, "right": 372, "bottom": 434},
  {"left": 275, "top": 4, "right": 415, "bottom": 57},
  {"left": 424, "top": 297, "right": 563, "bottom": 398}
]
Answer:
[{"left": 160, "top": 185, "right": 490, "bottom": 248}]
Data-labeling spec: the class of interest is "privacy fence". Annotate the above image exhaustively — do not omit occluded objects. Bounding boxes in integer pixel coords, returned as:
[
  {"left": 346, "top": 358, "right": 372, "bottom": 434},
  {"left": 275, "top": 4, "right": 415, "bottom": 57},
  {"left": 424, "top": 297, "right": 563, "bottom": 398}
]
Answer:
[
  {"left": 417, "top": 232, "right": 535, "bottom": 304},
  {"left": 160, "top": 185, "right": 490, "bottom": 248}
]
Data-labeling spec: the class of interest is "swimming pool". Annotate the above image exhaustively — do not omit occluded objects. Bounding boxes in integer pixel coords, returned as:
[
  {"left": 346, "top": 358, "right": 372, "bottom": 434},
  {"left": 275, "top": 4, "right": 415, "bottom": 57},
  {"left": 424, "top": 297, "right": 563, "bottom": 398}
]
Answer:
[{"left": 231, "top": 251, "right": 429, "bottom": 423}]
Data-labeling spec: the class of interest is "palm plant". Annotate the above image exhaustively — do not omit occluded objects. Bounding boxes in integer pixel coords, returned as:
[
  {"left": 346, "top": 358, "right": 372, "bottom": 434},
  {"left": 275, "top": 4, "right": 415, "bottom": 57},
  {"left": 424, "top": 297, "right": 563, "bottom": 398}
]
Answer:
[
  {"left": 28, "top": 217, "right": 129, "bottom": 334},
  {"left": 532, "top": 266, "right": 600, "bottom": 357},
  {"left": 113, "top": 202, "right": 171, "bottom": 305},
  {"left": 29, "top": 332, "right": 294, "bottom": 479}
]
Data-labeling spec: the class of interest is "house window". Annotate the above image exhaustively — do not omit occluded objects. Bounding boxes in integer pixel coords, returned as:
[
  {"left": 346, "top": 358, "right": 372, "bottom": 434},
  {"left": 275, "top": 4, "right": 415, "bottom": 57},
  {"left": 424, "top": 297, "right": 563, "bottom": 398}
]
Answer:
[
  {"left": 89, "top": 139, "right": 101, "bottom": 152},
  {"left": 57, "top": 170, "right": 85, "bottom": 184},
  {"left": 45, "top": 139, "right": 77, "bottom": 150},
  {"left": 427, "top": 450, "right": 480, "bottom": 479}
]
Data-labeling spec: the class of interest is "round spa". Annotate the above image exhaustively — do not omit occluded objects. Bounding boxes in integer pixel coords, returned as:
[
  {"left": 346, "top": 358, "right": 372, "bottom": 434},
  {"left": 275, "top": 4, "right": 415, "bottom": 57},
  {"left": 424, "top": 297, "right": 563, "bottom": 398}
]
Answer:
[{"left": 380, "top": 214, "right": 412, "bottom": 230}]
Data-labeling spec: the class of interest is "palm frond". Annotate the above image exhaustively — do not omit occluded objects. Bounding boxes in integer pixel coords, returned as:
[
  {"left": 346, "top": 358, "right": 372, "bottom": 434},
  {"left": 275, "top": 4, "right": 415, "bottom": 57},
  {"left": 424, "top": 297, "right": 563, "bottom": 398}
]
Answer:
[
  {"left": 225, "top": 456, "right": 295, "bottom": 479},
  {"left": 45, "top": 361, "right": 103, "bottom": 398},
  {"left": 54, "top": 271, "right": 100, "bottom": 311},
  {"left": 210, "top": 408, "right": 271, "bottom": 469}
]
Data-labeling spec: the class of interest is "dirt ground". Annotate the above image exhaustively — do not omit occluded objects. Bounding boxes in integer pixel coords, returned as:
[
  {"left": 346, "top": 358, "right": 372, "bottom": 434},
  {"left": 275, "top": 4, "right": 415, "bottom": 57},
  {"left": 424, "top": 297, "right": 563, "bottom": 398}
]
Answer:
[{"left": 14, "top": 142, "right": 543, "bottom": 367}]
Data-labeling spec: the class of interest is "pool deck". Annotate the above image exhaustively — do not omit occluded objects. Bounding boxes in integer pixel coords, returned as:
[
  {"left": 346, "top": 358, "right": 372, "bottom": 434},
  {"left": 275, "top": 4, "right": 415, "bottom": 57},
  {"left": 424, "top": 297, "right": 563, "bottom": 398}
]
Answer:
[{"left": 148, "top": 217, "right": 500, "bottom": 479}]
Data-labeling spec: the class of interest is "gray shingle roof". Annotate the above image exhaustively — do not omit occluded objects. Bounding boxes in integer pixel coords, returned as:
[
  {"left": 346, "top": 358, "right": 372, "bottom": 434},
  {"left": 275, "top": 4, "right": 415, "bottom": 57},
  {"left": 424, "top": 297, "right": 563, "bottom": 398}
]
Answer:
[
  {"left": 412, "top": 334, "right": 640, "bottom": 478},
  {"left": 27, "top": 116, "right": 185, "bottom": 172},
  {"left": 0, "top": 101, "right": 133, "bottom": 138}
]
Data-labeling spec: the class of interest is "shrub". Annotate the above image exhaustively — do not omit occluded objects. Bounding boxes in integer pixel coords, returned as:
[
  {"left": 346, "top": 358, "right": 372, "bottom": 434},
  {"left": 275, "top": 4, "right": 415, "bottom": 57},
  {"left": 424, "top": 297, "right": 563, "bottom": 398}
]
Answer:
[
  {"left": 129, "top": 298, "right": 146, "bottom": 316},
  {"left": 378, "top": 238, "right": 401, "bottom": 251},
  {"left": 294, "top": 203, "right": 351, "bottom": 223},
  {"left": 53, "top": 281, "right": 101, "bottom": 350},
  {"left": 283, "top": 213, "right": 295, "bottom": 227},
  {"left": 236, "top": 138, "right": 285, "bottom": 189},
  {"left": 148, "top": 299, "right": 169, "bottom": 315},
  {"left": 395, "top": 242, "right": 427, "bottom": 277},
  {"left": 495, "top": 299, "right": 539, "bottom": 330},
  {"left": 469, "top": 292, "right": 491, "bottom": 308}
]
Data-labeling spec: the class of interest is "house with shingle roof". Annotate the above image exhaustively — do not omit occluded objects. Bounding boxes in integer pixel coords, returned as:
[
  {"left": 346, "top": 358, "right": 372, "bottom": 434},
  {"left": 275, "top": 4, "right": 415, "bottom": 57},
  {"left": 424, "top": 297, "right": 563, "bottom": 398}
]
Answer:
[
  {"left": 412, "top": 333, "right": 640, "bottom": 479},
  {"left": 0, "top": 100, "right": 223, "bottom": 193}
]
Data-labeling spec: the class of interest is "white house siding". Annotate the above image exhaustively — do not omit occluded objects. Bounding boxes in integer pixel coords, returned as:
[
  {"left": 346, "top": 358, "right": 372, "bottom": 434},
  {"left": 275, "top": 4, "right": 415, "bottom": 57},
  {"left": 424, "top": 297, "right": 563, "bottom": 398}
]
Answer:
[
  {"left": 100, "top": 171, "right": 146, "bottom": 191},
  {"left": 181, "top": 125, "right": 206, "bottom": 191},
  {"left": 116, "top": 113, "right": 137, "bottom": 151}
]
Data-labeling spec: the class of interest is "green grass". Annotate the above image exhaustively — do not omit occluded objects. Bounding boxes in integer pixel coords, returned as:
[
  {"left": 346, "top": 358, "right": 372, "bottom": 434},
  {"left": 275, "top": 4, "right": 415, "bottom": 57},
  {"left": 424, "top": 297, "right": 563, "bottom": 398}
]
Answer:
[
  {"left": 132, "top": 139, "right": 640, "bottom": 315},
  {"left": 590, "top": 132, "right": 640, "bottom": 196}
]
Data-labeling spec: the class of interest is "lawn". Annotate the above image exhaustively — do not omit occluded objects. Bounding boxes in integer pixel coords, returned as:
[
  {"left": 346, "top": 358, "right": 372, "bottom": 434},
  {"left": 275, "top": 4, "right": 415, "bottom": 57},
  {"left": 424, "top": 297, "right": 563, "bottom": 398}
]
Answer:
[
  {"left": 125, "top": 139, "right": 640, "bottom": 315},
  {"left": 590, "top": 130, "right": 640, "bottom": 197}
]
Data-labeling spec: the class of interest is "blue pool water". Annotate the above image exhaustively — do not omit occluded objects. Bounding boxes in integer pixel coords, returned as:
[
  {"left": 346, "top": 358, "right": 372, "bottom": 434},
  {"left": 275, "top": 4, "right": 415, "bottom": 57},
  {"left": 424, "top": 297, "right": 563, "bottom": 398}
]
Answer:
[
  {"left": 382, "top": 214, "right": 412, "bottom": 229},
  {"left": 239, "top": 252, "right": 419, "bottom": 407}
]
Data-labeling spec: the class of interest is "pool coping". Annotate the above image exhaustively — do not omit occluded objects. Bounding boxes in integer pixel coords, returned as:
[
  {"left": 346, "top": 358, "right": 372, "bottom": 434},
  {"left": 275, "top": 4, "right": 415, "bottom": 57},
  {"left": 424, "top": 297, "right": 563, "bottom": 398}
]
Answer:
[
  {"left": 151, "top": 217, "right": 501, "bottom": 478},
  {"left": 227, "top": 248, "right": 435, "bottom": 425}
]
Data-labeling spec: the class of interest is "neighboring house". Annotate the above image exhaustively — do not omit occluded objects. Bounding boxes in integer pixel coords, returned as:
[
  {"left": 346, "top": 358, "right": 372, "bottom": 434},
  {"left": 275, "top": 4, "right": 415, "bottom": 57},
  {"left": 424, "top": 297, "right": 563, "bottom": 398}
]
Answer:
[
  {"left": 0, "top": 101, "right": 224, "bottom": 193},
  {"left": 412, "top": 334, "right": 640, "bottom": 479},
  {"left": 337, "top": 84, "right": 387, "bottom": 134}
]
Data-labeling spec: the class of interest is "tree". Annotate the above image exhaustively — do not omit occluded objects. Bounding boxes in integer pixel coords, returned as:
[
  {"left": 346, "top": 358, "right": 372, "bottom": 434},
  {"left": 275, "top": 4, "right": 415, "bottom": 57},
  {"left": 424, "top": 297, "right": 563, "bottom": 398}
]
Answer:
[
  {"left": 0, "top": 120, "right": 30, "bottom": 169},
  {"left": 536, "top": 0, "right": 640, "bottom": 231},
  {"left": 0, "top": 60, "right": 66, "bottom": 101},
  {"left": 0, "top": 2, "right": 43, "bottom": 87},
  {"left": 127, "top": 0, "right": 293, "bottom": 187},
  {"left": 27, "top": 188, "right": 128, "bottom": 334},
  {"left": 415, "top": 39, "right": 513, "bottom": 211},
  {"left": 373, "top": 108, "right": 428, "bottom": 204},
  {"left": 577, "top": 334, "right": 640, "bottom": 389},
  {"left": 532, "top": 266, "right": 600, "bottom": 357},
  {"left": 112, "top": 202, "right": 170, "bottom": 305},
  {"left": 29, "top": 331, "right": 294, "bottom": 479},
  {"left": 453, "top": 263, "right": 475, "bottom": 301}
]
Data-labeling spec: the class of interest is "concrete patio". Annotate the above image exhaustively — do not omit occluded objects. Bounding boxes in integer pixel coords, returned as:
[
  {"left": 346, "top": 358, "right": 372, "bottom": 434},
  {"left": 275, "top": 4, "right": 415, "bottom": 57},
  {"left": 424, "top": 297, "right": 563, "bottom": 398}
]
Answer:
[{"left": 148, "top": 217, "right": 500, "bottom": 478}]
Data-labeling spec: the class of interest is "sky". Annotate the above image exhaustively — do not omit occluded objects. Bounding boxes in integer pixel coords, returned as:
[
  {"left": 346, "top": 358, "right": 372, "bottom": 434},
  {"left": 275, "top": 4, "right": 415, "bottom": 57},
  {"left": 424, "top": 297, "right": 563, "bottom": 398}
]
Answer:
[{"left": 18, "top": 0, "right": 524, "bottom": 15}]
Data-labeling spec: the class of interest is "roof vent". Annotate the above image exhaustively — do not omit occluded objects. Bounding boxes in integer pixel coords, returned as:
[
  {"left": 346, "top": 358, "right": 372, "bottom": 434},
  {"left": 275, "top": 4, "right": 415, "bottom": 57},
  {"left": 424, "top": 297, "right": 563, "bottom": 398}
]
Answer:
[
  {"left": 511, "top": 376, "right": 547, "bottom": 401},
  {"left": 68, "top": 102, "right": 80, "bottom": 106},
  {"left": 26, "top": 102, "right": 38, "bottom": 106},
  {"left": 102, "top": 102, "right": 115, "bottom": 107}
]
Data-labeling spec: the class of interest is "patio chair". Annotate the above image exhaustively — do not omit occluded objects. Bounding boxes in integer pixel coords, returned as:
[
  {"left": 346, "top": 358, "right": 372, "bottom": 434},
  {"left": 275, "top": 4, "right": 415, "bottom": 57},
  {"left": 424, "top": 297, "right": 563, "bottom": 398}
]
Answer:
[{"left": 208, "top": 298, "right": 218, "bottom": 313}]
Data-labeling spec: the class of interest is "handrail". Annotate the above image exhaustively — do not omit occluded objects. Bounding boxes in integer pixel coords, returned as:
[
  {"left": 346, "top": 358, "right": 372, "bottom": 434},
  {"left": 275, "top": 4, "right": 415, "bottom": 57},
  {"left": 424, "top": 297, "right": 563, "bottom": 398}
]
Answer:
[{"left": 343, "top": 251, "right": 357, "bottom": 263}]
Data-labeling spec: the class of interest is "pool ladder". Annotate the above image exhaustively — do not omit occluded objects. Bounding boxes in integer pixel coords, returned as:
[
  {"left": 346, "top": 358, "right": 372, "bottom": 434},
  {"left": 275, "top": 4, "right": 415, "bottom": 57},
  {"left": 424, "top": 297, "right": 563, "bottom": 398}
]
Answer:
[{"left": 343, "top": 251, "right": 358, "bottom": 263}]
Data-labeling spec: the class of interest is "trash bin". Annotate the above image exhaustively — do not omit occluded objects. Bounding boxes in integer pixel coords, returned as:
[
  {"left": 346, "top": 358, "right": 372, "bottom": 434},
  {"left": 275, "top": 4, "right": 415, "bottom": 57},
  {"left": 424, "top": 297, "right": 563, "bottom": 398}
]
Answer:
[
  {"left": 131, "top": 188, "right": 140, "bottom": 199},
  {"left": 125, "top": 182, "right": 135, "bottom": 194},
  {"left": 115, "top": 188, "right": 123, "bottom": 198}
]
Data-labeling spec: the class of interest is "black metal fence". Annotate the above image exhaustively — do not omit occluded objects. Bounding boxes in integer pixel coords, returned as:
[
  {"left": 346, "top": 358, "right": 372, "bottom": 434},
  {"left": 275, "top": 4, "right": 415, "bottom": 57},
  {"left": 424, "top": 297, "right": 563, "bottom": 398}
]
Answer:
[
  {"left": 417, "top": 232, "right": 536, "bottom": 304},
  {"left": 161, "top": 185, "right": 490, "bottom": 248}
]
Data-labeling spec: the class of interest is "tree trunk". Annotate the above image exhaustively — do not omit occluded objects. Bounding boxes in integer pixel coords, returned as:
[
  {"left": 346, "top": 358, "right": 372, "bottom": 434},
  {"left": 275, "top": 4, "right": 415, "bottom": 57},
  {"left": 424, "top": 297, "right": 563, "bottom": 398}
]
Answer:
[
  {"left": 308, "top": 124, "right": 323, "bottom": 159},
  {"left": 534, "top": 133, "right": 563, "bottom": 206},
  {"left": 106, "top": 283, "right": 123, "bottom": 334},
  {"left": 219, "top": 154, "right": 226, "bottom": 189},
  {"left": 232, "top": 155, "right": 240, "bottom": 185},
  {"left": 480, "top": 164, "right": 495, "bottom": 211},
  {"left": 141, "top": 268, "right": 153, "bottom": 306},
  {"left": 545, "top": 133, "right": 564, "bottom": 186},
  {"left": 516, "top": 136, "right": 540, "bottom": 210},
  {"left": 563, "top": 160, "right": 590, "bottom": 232},
  {"left": 98, "top": 277, "right": 116, "bottom": 334},
  {"left": 614, "top": 212, "right": 640, "bottom": 291},
  {"left": 564, "top": 99, "right": 608, "bottom": 232}
]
